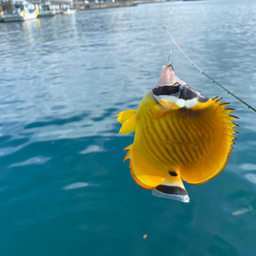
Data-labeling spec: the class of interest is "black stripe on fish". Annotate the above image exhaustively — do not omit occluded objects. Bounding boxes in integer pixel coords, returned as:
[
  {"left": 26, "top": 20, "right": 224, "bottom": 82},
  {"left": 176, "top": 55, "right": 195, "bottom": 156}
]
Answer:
[
  {"left": 155, "top": 185, "right": 188, "bottom": 196},
  {"left": 180, "top": 84, "right": 209, "bottom": 103},
  {"left": 152, "top": 84, "right": 209, "bottom": 103},
  {"left": 152, "top": 83, "right": 181, "bottom": 96},
  {"left": 152, "top": 183, "right": 190, "bottom": 202}
]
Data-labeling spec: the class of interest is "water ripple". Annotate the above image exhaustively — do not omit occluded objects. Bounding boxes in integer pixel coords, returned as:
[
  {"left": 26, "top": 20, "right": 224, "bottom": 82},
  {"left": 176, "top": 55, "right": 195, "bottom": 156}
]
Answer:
[{"left": 0, "top": 1, "right": 256, "bottom": 255}]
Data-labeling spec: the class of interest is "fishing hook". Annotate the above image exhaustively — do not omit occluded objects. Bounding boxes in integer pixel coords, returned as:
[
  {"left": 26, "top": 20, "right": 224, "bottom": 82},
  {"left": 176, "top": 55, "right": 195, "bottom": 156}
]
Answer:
[{"left": 168, "top": 51, "right": 173, "bottom": 69}]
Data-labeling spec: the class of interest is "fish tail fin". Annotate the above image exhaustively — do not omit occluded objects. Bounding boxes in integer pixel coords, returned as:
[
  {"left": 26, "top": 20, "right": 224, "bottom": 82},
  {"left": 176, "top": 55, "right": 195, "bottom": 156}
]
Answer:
[{"left": 152, "top": 174, "right": 190, "bottom": 203}]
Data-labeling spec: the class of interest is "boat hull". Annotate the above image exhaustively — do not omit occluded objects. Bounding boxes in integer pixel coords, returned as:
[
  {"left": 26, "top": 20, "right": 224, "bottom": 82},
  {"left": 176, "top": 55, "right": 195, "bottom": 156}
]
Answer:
[
  {"left": 2, "top": 12, "right": 37, "bottom": 23},
  {"left": 38, "top": 10, "right": 55, "bottom": 18},
  {"left": 63, "top": 10, "right": 76, "bottom": 14}
]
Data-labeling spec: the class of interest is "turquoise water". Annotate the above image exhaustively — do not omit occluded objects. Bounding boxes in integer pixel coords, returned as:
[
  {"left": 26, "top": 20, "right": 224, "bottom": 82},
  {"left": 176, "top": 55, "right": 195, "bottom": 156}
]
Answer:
[{"left": 1, "top": 0, "right": 256, "bottom": 255}]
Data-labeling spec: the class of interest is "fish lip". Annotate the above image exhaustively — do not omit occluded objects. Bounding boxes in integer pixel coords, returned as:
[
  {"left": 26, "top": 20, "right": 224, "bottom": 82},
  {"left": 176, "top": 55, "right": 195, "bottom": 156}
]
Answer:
[
  {"left": 154, "top": 65, "right": 186, "bottom": 89},
  {"left": 167, "top": 63, "right": 174, "bottom": 70},
  {"left": 152, "top": 65, "right": 185, "bottom": 104},
  {"left": 151, "top": 65, "right": 186, "bottom": 107}
]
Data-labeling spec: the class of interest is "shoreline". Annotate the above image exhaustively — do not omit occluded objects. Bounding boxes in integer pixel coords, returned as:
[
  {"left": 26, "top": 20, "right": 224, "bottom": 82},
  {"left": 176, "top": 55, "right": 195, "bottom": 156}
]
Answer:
[
  {"left": 75, "top": 1, "right": 137, "bottom": 11},
  {"left": 75, "top": 0, "right": 174, "bottom": 11}
]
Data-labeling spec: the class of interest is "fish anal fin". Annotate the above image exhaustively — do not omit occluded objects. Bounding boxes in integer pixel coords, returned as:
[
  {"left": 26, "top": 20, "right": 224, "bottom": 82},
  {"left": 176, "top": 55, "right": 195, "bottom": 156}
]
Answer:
[
  {"left": 115, "top": 110, "right": 137, "bottom": 124},
  {"left": 152, "top": 104, "right": 167, "bottom": 119},
  {"left": 152, "top": 174, "right": 190, "bottom": 203},
  {"left": 119, "top": 114, "right": 138, "bottom": 134}
]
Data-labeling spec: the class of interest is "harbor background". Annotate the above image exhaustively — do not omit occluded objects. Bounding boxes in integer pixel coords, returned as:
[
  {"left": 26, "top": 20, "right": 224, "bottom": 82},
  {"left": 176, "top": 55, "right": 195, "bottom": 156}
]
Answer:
[{"left": 1, "top": 0, "right": 256, "bottom": 255}]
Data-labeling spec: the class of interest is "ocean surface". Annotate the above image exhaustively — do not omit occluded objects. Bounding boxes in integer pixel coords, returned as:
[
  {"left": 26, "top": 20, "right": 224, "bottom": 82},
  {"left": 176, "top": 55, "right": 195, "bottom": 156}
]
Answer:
[{"left": 1, "top": 0, "right": 256, "bottom": 255}]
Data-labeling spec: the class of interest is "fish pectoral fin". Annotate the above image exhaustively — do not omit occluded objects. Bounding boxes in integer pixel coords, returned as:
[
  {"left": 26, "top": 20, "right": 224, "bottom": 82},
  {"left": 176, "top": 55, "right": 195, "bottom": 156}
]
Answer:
[
  {"left": 115, "top": 110, "right": 137, "bottom": 124},
  {"left": 119, "top": 113, "right": 138, "bottom": 134},
  {"left": 158, "top": 98, "right": 177, "bottom": 110},
  {"left": 152, "top": 175, "right": 190, "bottom": 203},
  {"left": 153, "top": 109, "right": 166, "bottom": 119},
  {"left": 152, "top": 104, "right": 167, "bottom": 119}
]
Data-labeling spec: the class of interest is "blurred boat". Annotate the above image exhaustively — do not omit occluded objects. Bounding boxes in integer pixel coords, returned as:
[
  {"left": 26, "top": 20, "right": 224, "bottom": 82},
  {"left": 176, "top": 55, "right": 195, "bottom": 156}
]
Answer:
[
  {"left": 0, "top": 1, "right": 38, "bottom": 23},
  {"left": 63, "top": 8, "right": 76, "bottom": 14},
  {"left": 38, "top": 2, "right": 55, "bottom": 18},
  {"left": 0, "top": 11, "right": 3, "bottom": 22}
]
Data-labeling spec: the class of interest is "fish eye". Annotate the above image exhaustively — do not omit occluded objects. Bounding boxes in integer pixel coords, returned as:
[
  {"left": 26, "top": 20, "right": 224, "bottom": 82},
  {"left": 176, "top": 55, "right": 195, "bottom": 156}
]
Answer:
[{"left": 152, "top": 83, "right": 181, "bottom": 96}]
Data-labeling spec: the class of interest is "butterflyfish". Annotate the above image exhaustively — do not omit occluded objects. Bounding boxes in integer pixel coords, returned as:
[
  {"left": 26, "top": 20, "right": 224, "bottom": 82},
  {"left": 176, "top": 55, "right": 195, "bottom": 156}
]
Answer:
[{"left": 116, "top": 64, "right": 239, "bottom": 203}]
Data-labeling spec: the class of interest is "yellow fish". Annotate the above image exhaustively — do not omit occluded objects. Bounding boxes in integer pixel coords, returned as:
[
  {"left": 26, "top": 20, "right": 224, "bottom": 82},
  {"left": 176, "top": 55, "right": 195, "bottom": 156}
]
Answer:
[{"left": 116, "top": 65, "right": 239, "bottom": 203}]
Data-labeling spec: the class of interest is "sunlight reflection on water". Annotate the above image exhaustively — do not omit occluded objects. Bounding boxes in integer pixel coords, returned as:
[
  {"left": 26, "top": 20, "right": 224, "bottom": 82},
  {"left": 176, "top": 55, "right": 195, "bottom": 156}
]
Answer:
[{"left": 1, "top": 1, "right": 256, "bottom": 255}]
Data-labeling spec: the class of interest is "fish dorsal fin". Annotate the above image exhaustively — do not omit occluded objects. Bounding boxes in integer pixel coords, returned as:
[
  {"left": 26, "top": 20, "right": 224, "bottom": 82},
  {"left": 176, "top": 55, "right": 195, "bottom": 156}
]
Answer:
[
  {"left": 152, "top": 174, "right": 190, "bottom": 203},
  {"left": 119, "top": 113, "right": 138, "bottom": 135},
  {"left": 115, "top": 110, "right": 137, "bottom": 124}
]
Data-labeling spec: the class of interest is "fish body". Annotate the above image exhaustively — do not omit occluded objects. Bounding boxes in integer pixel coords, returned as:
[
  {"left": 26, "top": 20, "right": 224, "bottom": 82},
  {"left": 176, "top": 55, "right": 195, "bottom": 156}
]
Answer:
[{"left": 116, "top": 65, "right": 238, "bottom": 203}]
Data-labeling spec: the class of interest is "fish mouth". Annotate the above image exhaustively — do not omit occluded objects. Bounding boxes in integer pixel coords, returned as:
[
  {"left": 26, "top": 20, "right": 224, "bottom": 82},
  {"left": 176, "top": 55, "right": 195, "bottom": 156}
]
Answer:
[
  {"left": 155, "top": 65, "right": 185, "bottom": 87},
  {"left": 152, "top": 65, "right": 185, "bottom": 108}
]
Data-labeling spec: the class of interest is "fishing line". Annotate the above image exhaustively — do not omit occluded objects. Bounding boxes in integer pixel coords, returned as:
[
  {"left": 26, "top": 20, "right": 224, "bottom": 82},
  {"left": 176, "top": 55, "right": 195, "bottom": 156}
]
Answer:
[
  {"left": 169, "top": 3, "right": 174, "bottom": 65},
  {"left": 163, "top": 26, "right": 256, "bottom": 114}
]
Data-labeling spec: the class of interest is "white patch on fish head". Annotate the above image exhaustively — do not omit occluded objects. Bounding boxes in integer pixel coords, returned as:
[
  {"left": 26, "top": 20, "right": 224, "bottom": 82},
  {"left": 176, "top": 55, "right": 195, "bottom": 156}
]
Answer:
[
  {"left": 176, "top": 98, "right": 198, "bottom": 108},
  {"left": 153, "top": 93, "right": 180, "bottom": 110}
]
